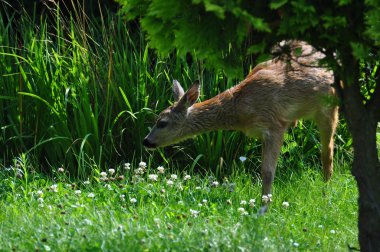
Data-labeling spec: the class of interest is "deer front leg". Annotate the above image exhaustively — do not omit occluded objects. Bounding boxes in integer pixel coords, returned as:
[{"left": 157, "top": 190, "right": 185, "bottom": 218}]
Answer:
[{"left": 261, "top": 130, "right": 285, "bottom": 197}]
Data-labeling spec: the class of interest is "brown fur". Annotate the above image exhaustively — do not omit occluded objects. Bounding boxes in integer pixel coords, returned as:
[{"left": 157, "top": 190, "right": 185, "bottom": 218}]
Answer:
[{"left": 143, "top": 41, "right": 338, "bottom": 198}]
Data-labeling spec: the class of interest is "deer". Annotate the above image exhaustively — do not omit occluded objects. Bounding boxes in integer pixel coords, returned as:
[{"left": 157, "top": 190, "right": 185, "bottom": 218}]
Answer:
[{"left": 143, "top": 41, "right": 338, "bottom": 205}]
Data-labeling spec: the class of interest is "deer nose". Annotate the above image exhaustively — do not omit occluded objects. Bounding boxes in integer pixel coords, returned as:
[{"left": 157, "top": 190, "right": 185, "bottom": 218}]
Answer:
[{"left": 143, "top": 138, "right": 157, "bottom": 148}]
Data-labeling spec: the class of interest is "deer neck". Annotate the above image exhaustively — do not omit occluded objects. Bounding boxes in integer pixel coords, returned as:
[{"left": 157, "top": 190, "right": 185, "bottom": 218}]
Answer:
[{"left": 184, "top": 92, "right": 237, "bottom": 135}]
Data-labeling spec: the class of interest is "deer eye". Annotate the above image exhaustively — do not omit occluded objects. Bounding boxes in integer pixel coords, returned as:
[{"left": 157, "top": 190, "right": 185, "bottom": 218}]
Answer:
[{"left": 156, "top": 120, "right": 169, "bottom": 129}]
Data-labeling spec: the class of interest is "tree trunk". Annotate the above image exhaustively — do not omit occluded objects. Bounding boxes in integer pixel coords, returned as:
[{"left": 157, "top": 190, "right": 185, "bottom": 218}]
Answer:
[
  {"left": 342, "top": 64, "right": 380, "bottom": 251},
  {"left": 350, "top": 116, "right": 380, "bottom": 251}
]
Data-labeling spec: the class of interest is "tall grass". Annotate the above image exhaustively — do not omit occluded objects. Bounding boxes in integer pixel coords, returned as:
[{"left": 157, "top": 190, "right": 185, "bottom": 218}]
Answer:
[{"left": 0, "top": 2, "right": 352, "bottom": 178}]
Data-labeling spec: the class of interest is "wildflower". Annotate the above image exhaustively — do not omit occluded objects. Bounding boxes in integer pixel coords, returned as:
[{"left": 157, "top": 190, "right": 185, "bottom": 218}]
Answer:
[
  {"left": 238, "top": 207, "right": 248, "bottom": 215},
  {"left": 167, "top": 180, "right": 174, "bottom": 186},
  {"left": 262, "top": 195, "right": 269, "bottom": 204},
  {"left": 108, "top": 168, "right": 115, "bottom": 175},
  {"left": 37, "top": 197, "right": 44, "bottom": 203},
  {"left": 74, "top": 190, "right": 82, "bottom": 195},
  {"left": 134, "top": 168, "right": 144, "bottom": 175},
  {"left": 195, "top": 186, "right": 202, "bottom": 190},
  {"left": 157, "top": 166, "right": 165, "bottom": 174},
  {"left": 87, "top": 193, "right": 95, "bottom": 198},
  {"left": 105, "top": 184, "right": 112, "bottom": 190},
  {"left": 178, "top": 201, "right": 184, "bottom": 205},
  {"left": 293, "top": 242, "right": 299, "bottom": 247},
  {"left": 120, "top": 194, "right": 126, "bottom": 201},
  {"left": 124, "top": 163, "right": 131, "bottom": 170},
  {"left": 330, "top": 230, "right": 336, "bottom": 234},
  {"left": 130, "top": 198, "right": 137, "bottom": 204},
  {"left": 184, "top": 174, "right": 191, "bottom": 180},
  {"left": 148, "top": 174, "right": 158, "bottom": 182},
  {"left": 190, "top": 209, "right": 200, "bottom": 217},
  {"left": 268, "top": 194, "right": 273, "bottom": 202},
  {"left": 139, "top": 161, "right": 147, "bottom": 169},
  {"left": 211, "top": 181, "right": 219, "bottom": 187},
  {"left": 198, "top": 203, "right": 203, "bottom": 207},
  {"left": 50, "top": 184, "right": 58, "bottom": 193},
  {"left": 57, "top": 167, "right": 65, "bottom": 173},
  {"left": 318, "top": 225, "right": 324, "bottom": 228},
  {"left": 100, "top": 172, "right": 107, "bottom": 178},
  {"left": 239, "top": 156, "right": 247, "bottom": 162},
  {"left": 202, "top": 199, "right": 208, "bottom": 204},
  {"left": 83, "top": 180, "right": 90, "bottom": 185},
  {"left": 240, "top": 200, "right": 247, "bottom": 206},
  {"left": 36, "top": 190, "right": 43, "bottom": 197},
  {"left": 249, "top": 199, "right": 256, "bottom": 207},
  {"left": 170, "top": 174, "right": 178, "bottom": 180},
  {"left": 282, "top": 201, "right": 290, "bottom": 208}
]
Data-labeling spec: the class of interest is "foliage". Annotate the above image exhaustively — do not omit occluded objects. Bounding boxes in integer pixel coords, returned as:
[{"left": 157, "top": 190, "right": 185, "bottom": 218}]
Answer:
[
  {"left": 1, "top": 2, "right": 353, "bottom": 176},
  {"left": 0, "top": 157, "right": 358, "bottom": 251}
]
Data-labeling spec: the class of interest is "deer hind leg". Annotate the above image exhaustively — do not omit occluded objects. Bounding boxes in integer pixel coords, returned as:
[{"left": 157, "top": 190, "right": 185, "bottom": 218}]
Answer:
[
  {"left": 261, "top": 129, "right": 286, "bottom": 196},
  {"left": 315, "top": 106, "right": 338, "bottom": 181}
]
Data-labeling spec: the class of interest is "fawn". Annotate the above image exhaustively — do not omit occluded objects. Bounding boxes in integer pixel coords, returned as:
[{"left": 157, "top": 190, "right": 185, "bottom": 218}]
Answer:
[{"left": 143, "top": 41, "right": 338, "bottom": 199}]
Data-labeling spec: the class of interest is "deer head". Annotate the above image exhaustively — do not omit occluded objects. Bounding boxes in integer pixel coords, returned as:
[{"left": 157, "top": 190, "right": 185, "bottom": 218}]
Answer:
[{"left": 142, "top": 80, "right": 200, "bottom": 149}]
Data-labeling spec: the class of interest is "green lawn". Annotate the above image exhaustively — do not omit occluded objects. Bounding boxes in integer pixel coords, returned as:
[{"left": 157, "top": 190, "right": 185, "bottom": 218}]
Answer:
[{"left": 0, "top": 159, "right": 358, "bottom": 251}]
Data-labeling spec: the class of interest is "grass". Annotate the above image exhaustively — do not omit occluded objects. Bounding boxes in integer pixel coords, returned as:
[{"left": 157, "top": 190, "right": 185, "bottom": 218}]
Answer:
[
  {"left": 0, "top": 156, "right": 358, "bottom": 251},
  {"left": 0, "top": 2, "right": 360, "bottom": 251}
]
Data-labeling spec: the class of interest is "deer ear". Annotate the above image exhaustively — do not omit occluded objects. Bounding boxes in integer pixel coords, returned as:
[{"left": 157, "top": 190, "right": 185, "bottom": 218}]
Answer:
[
  {"left": 173, "top": 80, "right": 185, "bottom": 101},
  {"left": 174, "top": 80, "right": 200, "bottom": 111},
  {"left": 184, "top": 80, "right": 200, "bottom": 106}
]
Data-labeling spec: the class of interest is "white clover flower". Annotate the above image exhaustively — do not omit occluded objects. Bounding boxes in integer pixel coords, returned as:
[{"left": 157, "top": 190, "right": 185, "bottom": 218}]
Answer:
[
  {"left": 83, "top": 180, "right": 90, "bottom": 185},
  {"left": 130, "top": 198, "right": 137, "bottom": 204},
  {"left": 100, "top": 172, "right": 107, "bottom": 178},
  {"left": 190, "top": 209, "right": 200, "bottom": 217},
  {"left": 134, "top": 168, "right": 144, "bottom": 175},
  {"left": 240, "top": 200, "right": 247, "bottom": 206},
  {"left": 124, "top": 163, "right": 131, "bottom": 170},
  {"left": 249, "top": 199, "right": 256, "bottom": 207},
  {"left": 148, "top": 174, "right": 158, "bottom": 182},
  {"left": 57, "top": 167, "right": 65, "bottom": 173},
  {"left": 282, "top": 201, "right": 289, "bottom": 208},
  {"left": 87, "top": 193, "right": 95, "bottom": 198},
  {"left": 36, "top": 190, "right": 43, "bottom": 197},
  {"left": 262, "top": 195, "right": 269, "bottom": 204},
  {"left": 105, "top": 184, "right": 112, "bottom": 190},
  {"left": 120, "top": 194, "right": 126, "bottom": 201},
  {"left": 167, "top": 180, "right": 174, "bottom": 186},
  {"left": 50, "top": 184, "right": 58, "bottom": 193},
  {"left": 238, "top": 207, "right": 248, "bottom": 215},
  {"left": 44, "top": 245, "right": 51, "bottom": 251},
  {"left": 157, "top": 166, "right": 165, "bottom": 174},
  {"left": 198, "top": 203, "right": 203, "bottom": 207},
  {"left": 170, "top": 174, "right": 178, "bottom": 180},
  {"left": 184, "top": 174, "right": 191, "bottom": 181},
  {"left": 267, "top": 194, "right": 273, "bottom": 202},
  {"left": 293, "top": 242, "right": 299, "bottom": 247},
  {"left": 202, "top": 199, "right": 207, "bottom": 204},
  {"left": 37, "top": 197, "right": 44, "bottom": 203},
  {"left": 239, "top": 156, "right": 247, "bottom": 162},
  {"left": 330, "top": 230, "right": 336, "bottom": 234},
  {"left": 108, "top": 168, "right": 115, "bottom": 175},
  {"left": 211, "top": 181, "right": 219, "bottom": 187},
  {"left": 74, "top": 190, "right": 82, "bottom": 195},
  {"left": 195, "top": 186, "right": 201, "bottom": 190},
  {"left": 139, "top": 161, "right": 147, "bottom": 169}
]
